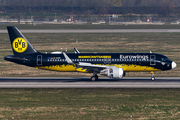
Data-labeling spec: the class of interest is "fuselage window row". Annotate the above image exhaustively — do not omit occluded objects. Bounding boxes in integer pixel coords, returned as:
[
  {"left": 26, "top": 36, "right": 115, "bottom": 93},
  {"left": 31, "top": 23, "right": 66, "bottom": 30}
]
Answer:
[{"left": 47, "top": 58, "right": 150, "bottom": 62}]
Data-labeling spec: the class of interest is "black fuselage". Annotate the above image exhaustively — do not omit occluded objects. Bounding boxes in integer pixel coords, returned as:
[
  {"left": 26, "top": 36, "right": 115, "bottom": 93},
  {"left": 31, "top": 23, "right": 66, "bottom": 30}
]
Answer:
[{"left": 4, "top": 52, "right": 173, "bottom": 72}]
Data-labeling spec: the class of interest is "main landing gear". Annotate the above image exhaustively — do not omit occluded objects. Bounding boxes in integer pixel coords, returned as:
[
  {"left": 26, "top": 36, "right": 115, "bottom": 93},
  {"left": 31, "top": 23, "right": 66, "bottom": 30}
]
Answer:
[
  {"left": 91, "top": 75, "right": 98, "bottom": 81},
  {"left": 151, "top": 71, "right": 155, "bottom": 81},
  {"left": 91, "top": 72, "right": 99, "bottom": 81}
]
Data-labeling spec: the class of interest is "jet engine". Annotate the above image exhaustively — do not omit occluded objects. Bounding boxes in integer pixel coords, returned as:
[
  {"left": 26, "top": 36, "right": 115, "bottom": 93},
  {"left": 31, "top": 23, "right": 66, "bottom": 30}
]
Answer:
[{"left": 100, "top": 68, "right": 124, "bottom": 79}]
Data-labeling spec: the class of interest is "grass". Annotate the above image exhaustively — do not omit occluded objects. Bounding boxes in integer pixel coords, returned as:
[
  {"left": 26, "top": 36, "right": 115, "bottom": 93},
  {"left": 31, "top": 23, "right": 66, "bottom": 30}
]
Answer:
[
  {"left": 1, "top": 32, "right": 180, "bottom": 77},
  {"left": 0, "top": 88, "right": 180, "bottom": 119}
]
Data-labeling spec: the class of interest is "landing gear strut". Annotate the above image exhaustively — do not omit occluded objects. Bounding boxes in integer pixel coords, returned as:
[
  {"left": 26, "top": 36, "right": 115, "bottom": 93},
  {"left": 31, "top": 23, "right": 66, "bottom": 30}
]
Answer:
[
  {"left": 91, "top": 72, "right": 99, "bottom": 81},
  {"left": 151, "top": 71, "right": 155, "bottom": 81}
]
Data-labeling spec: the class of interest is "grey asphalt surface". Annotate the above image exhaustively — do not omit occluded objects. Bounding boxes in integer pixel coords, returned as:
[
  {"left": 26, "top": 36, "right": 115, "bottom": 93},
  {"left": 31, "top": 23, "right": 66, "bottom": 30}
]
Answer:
[
  {"left": 0, "top": 77, "right": 180, "bottom": 88},
  {"left": 1, "top": 29, "right": 180, "bottom": 33}
]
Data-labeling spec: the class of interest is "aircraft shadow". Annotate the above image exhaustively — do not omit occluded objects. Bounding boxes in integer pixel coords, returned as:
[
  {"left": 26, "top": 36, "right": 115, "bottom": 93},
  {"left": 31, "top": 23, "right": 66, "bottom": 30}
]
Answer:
[{"left": 0, "top": 77, "right": 180, "bottom": 82}]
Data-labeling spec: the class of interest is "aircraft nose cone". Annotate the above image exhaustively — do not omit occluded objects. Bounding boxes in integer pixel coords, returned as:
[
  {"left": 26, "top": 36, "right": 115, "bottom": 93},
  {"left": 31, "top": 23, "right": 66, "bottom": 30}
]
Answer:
[{"left": 172, "top": 61, "right": 177, "bottom": 69}]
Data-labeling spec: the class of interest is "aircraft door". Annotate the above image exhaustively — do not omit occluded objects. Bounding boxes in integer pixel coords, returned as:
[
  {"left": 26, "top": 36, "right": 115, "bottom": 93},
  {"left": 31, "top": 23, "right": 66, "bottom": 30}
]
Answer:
[
  {"left": 37, "top": 55, "right": 42, "bottom": 66},
  {"left": 150, "top": 55, "right": 156, "bottom": 65}
]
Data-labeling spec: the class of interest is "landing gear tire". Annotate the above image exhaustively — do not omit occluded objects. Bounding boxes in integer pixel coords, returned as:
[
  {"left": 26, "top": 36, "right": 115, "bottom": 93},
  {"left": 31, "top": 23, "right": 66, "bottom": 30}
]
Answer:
[
  {"left": 91, "top": 76, "right": 96, "bottom": 81},
  {"left": 91, "top": 75, "right": 98, "bottom": 81},
  {"left": 151, "top": 77, "right": 155, "bottom": 81},
  {"left": 95, "top": 75, "right": 98, "bottom": 80}
]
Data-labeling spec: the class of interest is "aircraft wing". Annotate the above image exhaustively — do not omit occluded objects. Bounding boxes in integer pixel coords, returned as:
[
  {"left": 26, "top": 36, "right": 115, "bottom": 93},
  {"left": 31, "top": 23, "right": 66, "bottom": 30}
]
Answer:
[{"left": 63, "top": 53, "right": 113, "bottom": 72}]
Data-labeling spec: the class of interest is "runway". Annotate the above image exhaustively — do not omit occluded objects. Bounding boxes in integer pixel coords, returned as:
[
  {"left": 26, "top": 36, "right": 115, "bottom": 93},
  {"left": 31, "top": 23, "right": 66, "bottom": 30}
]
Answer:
[
  {"left": 1, "top": 29, "right": 180, "bottom": 33},
  {"left": 0, "top": 77, "right": 180, "bottom": 88}
]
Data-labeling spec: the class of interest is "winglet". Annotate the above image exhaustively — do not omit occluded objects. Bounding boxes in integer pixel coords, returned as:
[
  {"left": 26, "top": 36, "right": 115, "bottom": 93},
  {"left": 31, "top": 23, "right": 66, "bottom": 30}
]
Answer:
[
  {"left": 74, "top": 48, "right": 80, "bottom": 54},
  {"left": 63, "top": 52, "right": 74, "bottom": 64}
]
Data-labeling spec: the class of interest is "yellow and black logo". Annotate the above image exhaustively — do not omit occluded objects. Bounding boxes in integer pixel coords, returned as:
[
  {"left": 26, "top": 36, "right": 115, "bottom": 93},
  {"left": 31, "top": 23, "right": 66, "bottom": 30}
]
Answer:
[{"left": 12, "top": 38, "right": 28, "bottom": 53}]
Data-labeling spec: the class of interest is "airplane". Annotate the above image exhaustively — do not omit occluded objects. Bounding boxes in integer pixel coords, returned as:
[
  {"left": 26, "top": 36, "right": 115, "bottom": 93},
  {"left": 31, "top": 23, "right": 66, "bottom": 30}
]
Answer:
[{"left": 4, "top": 26, "right": 177, "bottom": 81}]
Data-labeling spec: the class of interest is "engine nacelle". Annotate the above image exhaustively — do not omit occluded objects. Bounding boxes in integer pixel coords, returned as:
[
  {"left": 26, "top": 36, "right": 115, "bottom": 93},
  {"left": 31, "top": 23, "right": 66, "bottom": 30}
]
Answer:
[{"left": 100, "top": 68, "right": 124, "bottom": 79}]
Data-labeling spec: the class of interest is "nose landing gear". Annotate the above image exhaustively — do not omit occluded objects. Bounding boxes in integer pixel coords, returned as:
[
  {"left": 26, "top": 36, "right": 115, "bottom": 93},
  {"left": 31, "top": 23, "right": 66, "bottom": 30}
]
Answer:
[{"left": 151, "top": 71, "right": 155, "bottom": 81}]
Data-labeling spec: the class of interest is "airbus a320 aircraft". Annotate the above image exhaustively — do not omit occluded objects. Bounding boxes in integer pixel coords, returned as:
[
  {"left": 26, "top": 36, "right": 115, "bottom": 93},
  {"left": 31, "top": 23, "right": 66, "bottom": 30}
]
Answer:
[{"left": 4, "top": 26, "right": 177, "bottom": 81}]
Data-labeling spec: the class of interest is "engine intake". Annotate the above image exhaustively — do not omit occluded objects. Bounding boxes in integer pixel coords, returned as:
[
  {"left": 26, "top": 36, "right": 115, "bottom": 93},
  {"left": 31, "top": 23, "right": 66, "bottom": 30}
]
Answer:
[{"left": 100, "top": 68, "right": 124, "bottom": 79}]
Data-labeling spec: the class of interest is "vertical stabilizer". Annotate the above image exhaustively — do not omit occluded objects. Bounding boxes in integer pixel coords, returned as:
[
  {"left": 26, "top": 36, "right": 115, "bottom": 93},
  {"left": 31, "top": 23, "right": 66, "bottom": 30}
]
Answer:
[{"left": 7, "top": 26, "right": 37, "bottom": 55}]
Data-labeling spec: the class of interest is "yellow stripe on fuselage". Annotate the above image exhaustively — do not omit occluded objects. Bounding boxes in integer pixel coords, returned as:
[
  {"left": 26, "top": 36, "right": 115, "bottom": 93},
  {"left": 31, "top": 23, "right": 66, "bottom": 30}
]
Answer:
[
  {"left": 37, "top": 64, "right": 76, "bottom": 72},
  {"left": 37, "top": 64, "right": 161, "bottom": 73},
  {"left": 114, "top": 64, "right": 161, "bottom": 72}
]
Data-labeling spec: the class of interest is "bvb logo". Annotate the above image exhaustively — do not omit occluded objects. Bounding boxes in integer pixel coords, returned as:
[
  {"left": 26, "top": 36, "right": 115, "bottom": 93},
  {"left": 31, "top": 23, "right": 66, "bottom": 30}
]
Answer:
[{"left": 12, "top": 38, "right": 28, "bottom": 53}]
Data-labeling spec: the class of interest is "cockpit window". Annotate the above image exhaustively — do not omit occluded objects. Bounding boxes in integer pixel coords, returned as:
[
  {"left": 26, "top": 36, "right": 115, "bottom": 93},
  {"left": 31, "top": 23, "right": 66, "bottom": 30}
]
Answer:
[{"left": 161, "top": 57, "right": 171, "bottom": 62}]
